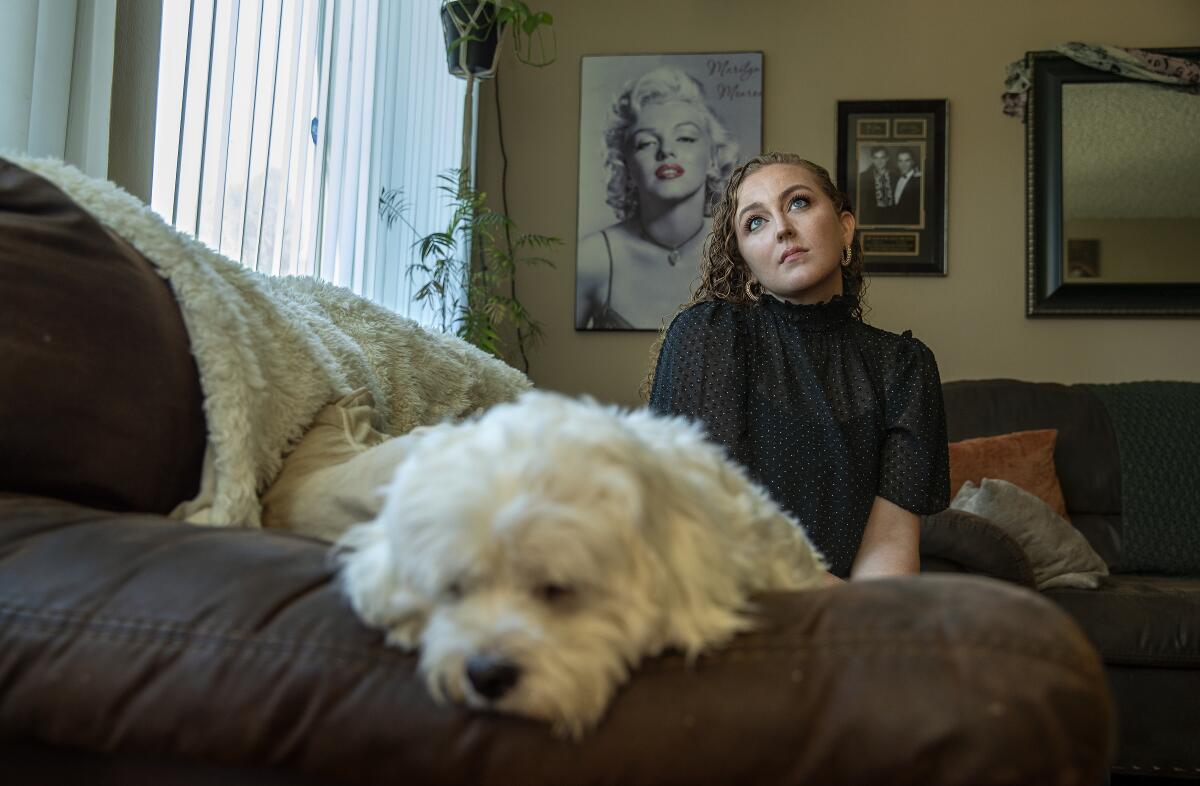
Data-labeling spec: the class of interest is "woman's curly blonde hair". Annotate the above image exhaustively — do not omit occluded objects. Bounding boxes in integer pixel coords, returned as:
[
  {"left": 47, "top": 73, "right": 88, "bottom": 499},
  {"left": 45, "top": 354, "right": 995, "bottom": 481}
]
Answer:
[{"left": 640, "top": 152, "right": 868, "bottom": 400}]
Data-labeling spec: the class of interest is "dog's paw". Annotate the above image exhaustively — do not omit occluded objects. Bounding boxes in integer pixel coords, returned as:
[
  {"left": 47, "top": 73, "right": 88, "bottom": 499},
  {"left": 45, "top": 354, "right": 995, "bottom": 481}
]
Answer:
[
  {"left": 381, "top": 613, "right": 426, "bottom": 650},
  {"left": 335, "top": 520, "right": 430, "bottom": 647}
]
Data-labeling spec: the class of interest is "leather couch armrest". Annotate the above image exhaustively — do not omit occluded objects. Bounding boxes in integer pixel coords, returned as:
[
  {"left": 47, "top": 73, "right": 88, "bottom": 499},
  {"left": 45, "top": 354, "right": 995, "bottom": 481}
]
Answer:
[
  {"left": 921, "top": 508, "right": 1037, "bottom": 588},
  {"left": 0, "top": 496, "right": 1110, "bottom": 785}
]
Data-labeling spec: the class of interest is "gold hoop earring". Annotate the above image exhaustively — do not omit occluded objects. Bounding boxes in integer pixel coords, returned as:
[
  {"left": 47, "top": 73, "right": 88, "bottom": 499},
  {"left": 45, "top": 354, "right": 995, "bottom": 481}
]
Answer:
[
  {"left": 840, "top": 245, "right": 853, "bottom": 268},
  {"left": 744, "top": 277, "right": 761, "bottom": 302}
]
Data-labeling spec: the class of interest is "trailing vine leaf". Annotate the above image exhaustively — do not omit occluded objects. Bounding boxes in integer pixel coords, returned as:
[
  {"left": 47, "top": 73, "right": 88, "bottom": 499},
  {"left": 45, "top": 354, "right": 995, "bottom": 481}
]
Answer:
[{"left": 479, "top": 0, "right": 555, "bottom": 68}]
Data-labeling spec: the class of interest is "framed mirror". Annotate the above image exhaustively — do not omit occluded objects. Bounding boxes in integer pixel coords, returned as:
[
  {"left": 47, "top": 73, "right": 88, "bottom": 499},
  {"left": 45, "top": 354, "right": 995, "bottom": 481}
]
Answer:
[{"left": 1026, "top": 47, "right": 1200, "bottom": 316}]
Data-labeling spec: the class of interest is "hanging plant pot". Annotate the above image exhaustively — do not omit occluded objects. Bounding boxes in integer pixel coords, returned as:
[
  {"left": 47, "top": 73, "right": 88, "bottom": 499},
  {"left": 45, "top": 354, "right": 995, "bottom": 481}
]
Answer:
[{"left": 441, "top": 0, "right": 506, "bottom": 80}]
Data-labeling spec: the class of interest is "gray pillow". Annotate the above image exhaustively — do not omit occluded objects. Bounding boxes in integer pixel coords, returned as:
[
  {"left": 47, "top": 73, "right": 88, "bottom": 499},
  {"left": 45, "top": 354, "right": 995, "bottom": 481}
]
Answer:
[{"left": 950, "top": 479, "right": 1108, "bottom": 590}]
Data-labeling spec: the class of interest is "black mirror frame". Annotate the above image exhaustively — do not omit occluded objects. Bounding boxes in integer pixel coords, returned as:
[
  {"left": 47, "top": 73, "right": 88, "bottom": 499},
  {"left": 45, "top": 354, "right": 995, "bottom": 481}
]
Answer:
[{"left": 1026, "top": 47, "right": 1200, "bottom": 317}]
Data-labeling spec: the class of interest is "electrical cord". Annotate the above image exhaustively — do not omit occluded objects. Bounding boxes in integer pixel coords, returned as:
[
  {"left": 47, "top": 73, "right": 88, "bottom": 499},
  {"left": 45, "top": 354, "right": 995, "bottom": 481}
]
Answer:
[{"left": 492, "top": 68, "right": 531, "bottom": 374}]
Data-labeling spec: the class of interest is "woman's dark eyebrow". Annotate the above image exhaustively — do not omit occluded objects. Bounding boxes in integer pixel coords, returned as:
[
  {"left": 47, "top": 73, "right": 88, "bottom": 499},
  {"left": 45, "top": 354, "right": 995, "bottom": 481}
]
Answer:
[{"left": 737, "top": 184, "right": 815, "bottom": 222}]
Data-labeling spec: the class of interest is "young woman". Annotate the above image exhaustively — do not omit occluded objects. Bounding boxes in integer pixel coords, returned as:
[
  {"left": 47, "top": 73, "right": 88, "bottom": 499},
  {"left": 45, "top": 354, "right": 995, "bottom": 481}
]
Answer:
[
  {"left": 576, "top": 67, "right": 739, "bottom": 330},
  {"left": 647, "top": 152, "right": 950, "bottom": 583}
]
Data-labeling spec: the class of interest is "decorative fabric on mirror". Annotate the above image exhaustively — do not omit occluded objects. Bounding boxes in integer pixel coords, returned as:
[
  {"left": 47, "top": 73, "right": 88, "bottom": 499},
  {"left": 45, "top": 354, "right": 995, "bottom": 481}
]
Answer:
[{"left": 1002, "top": 42, "right": 1200, "bottom": 120}]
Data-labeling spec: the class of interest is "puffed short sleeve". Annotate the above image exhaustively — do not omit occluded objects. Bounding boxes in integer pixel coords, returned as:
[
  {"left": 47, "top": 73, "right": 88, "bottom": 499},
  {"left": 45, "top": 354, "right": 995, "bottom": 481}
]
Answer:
[
  {"left": 876, "top": 335, "right": 951, "bottom": 514},
  {"left": 649, "top": 302, "right": 750, "bottom": 464}
]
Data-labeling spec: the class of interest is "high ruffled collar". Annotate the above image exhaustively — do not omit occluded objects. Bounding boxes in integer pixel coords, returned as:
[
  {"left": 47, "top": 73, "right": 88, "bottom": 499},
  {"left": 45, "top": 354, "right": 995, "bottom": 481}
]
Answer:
[{"left": 761, "top": 292, "right": 857, "bottom": 330}]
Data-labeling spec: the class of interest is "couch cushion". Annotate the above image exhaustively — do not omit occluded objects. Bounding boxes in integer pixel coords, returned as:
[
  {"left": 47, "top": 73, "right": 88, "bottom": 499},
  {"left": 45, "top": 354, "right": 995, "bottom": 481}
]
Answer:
[
  {"left": 1046, "top": 575, "right": 1200, "bottom": 667},
  {"left": 0, "top": 159, "right": 207, "bottom": 515}
]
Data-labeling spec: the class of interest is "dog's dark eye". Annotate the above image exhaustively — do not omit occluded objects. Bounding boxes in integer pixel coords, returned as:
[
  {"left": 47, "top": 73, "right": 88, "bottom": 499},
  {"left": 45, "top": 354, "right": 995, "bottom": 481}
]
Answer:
[
  {"left": 445, "top": 581, "right": 463, "bottom": 600},
  {"left": 536, "top": 583, "right": 574, "bottom": 603}
]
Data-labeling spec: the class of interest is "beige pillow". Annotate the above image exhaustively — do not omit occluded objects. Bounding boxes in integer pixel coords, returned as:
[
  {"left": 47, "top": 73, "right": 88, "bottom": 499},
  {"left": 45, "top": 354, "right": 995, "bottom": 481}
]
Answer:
[
  {"left": 951, "top": 479, "right": 1108, "bottom": 590},
  {"left": 262, "top": 388, "right": 404, "bottom": 541}
]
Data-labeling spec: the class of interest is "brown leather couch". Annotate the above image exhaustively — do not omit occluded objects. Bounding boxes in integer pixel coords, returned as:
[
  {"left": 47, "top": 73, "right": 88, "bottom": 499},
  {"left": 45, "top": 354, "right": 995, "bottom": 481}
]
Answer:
[
  {"left": 0, "top": 158, "right": 1114, "bottom": 785},
  {"left": 923, "top": 379, "right": 1200, "bottom": 783}
]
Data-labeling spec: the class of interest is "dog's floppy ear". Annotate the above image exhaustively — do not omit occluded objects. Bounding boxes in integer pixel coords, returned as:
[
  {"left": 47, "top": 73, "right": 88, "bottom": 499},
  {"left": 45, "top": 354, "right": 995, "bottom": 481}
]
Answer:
[
  {"left": 623, "top": 410, "right": 827, "bottom": 657},
  {"left": 334, "top": 518, "right": 429, "bottom": 649}
]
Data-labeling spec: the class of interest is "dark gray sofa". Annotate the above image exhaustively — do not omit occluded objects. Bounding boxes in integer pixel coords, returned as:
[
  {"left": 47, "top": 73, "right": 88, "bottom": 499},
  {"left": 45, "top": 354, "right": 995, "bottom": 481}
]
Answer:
[{"left": 923, "top": 379, "right": 1200, "bottom": 782}]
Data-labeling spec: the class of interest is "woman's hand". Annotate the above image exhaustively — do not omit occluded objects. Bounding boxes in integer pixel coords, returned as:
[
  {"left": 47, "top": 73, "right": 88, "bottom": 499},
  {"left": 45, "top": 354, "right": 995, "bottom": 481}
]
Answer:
[{"left": 850, "top": 496, "right": 920, "bottom": 580}]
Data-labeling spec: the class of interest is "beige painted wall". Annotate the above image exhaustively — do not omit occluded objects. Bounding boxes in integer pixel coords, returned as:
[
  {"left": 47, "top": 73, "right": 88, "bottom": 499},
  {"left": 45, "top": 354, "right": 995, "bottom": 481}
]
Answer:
[{"left": 475, "top": 0, "right": 1200, "bottom": 407}]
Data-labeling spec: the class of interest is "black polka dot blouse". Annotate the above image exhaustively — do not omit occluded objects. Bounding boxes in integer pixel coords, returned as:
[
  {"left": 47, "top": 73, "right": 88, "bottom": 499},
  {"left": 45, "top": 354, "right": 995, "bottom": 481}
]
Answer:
[{"left": 649, "top": 294, "right": 951, "bottom": 577}]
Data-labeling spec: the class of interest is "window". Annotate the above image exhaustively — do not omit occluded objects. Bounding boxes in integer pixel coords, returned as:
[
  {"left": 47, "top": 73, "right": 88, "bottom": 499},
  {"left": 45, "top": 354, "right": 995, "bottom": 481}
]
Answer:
[{"left": 152, "top": 0, "right": 470, "bottom": 324}]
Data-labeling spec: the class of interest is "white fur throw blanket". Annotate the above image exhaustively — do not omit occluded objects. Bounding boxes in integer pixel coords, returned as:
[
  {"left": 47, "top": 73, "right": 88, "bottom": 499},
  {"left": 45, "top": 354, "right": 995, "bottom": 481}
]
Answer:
[{"left": 11, "top": 155, "right": 531, "bottom": 527}]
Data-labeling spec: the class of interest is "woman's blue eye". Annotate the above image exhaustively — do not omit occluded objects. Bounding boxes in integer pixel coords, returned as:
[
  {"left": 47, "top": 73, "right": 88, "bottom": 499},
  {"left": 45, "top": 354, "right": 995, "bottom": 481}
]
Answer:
[
  {"left": 677, "top": 135, "right": 698, "bottom": 144},
  {"left": 745, "top": 215, "right": 764, "bottom": 232},
  {"left": 634, "top": 139, "right": 656, "bottom": 151},
  {"left": 789, "top": 195, "right": 809, "bottom": 210}
]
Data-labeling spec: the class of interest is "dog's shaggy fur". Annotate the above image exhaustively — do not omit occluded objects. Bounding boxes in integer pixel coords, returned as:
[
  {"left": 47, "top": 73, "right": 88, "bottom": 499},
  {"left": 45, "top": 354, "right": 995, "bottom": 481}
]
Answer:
[{"left": 335, "top": 391, "right": 826, "bottom": 737}]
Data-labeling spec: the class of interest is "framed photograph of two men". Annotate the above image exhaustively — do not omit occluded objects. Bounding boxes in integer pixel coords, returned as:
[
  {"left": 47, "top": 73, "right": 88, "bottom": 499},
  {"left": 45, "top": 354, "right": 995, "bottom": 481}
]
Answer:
[{"left": 836, "top": 100, "right": 948, "bottom": 275}]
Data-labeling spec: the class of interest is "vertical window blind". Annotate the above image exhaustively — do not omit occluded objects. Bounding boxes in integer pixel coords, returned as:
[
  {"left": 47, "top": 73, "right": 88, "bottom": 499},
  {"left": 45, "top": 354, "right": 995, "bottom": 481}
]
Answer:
[{"left": 152, "top": 0, "right": 470, "bottom": 323}]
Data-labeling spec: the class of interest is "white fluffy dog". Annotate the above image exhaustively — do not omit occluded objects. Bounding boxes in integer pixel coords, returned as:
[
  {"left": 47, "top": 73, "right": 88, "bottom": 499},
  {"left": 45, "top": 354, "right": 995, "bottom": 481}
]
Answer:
[{"left": 335, "top": 391, "right": 826, "bottom": 737}]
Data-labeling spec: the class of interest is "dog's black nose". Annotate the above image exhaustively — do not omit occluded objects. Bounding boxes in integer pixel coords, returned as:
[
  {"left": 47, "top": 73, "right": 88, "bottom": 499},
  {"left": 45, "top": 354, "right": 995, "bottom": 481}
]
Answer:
[{"left": 466, "top": 655, "right": 520, "bottom": 700}]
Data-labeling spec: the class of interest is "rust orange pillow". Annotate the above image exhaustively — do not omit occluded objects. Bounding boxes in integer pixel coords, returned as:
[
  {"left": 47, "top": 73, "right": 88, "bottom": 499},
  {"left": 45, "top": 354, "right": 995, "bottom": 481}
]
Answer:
[{"left": 948, "top": 429, "right": 1069, "bottom": 520}]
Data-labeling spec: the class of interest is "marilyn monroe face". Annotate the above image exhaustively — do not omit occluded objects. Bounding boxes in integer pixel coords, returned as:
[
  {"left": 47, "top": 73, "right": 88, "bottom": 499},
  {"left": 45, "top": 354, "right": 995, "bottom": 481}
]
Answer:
[{"left": 625, "top": 100, "right": 712, "bottom": 207}]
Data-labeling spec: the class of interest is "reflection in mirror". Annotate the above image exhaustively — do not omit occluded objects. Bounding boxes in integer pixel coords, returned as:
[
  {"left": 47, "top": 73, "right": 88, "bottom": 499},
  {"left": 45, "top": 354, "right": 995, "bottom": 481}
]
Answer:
[
  {"left": 1062, "top": 82, "right": 1200, "bottom": 284},
  {"left": 1026, "top": 46, "right": 1200, "bottom": 316}
]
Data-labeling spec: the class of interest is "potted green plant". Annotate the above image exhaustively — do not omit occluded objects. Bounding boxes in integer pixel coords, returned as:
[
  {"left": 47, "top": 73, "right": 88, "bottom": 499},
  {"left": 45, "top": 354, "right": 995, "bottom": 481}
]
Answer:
[
  {"left": 441, "top": 0, "right": 556, "bottom": 79},
  {"left": 397, "top": 1, "right": 558, "bottom": 371},
  {"left": 408, "top": 172, "right": 559, "bottom": 364}
]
